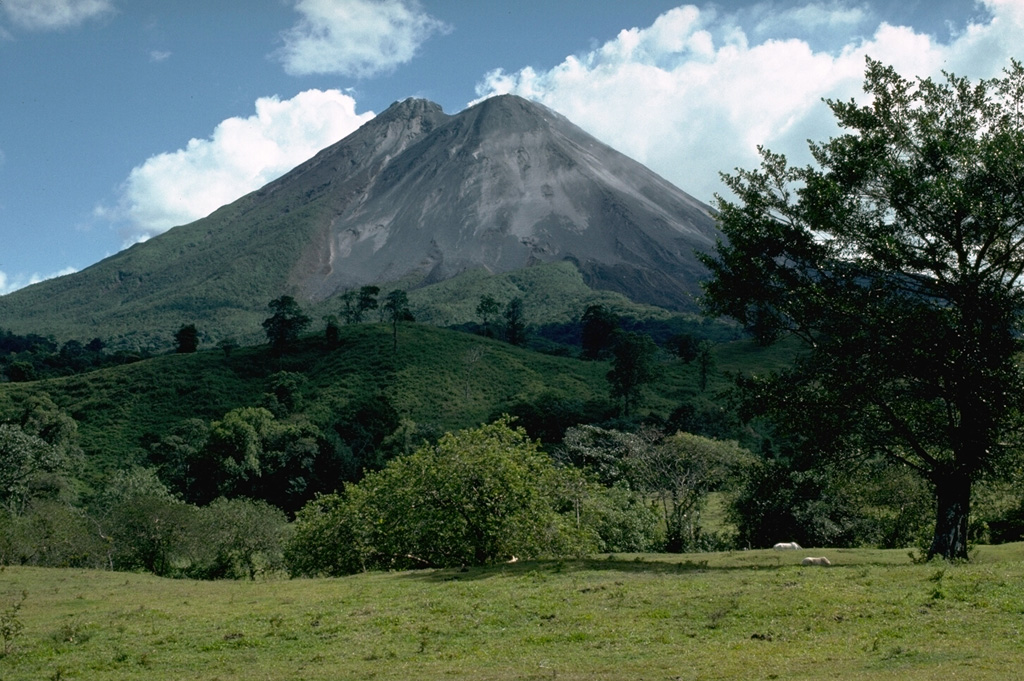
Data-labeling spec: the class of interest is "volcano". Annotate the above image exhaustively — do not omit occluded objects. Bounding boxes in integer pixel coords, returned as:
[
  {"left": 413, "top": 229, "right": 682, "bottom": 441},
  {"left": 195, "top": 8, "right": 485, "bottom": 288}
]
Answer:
[{"left": 0, "top": 95, "right": 720, "bottom": 346}]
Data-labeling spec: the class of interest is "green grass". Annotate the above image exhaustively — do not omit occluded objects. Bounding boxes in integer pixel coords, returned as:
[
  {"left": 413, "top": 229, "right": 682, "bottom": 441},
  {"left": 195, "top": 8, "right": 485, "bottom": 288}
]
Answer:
[{"left": 2, "top": 544, "right": 1022, "bottom": 680}]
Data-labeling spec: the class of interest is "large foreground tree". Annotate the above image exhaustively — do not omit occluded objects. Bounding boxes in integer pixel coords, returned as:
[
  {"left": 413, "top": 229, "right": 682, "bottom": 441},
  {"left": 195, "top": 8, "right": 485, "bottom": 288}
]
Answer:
[{"left": 701, "top": 58, "right": 1024, "bottom": 560}]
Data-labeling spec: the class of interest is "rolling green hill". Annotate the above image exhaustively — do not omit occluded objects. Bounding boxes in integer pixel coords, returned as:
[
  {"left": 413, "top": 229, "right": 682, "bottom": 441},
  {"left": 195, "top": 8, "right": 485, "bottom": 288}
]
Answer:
[{"left": 0, "top": 318, "right": 773, "bottom": 489}]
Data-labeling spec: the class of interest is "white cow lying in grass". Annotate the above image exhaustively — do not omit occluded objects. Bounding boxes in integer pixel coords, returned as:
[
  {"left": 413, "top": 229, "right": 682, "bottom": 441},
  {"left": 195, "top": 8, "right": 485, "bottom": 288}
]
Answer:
[
  {"left": 773, "top": 542, "right": 801, "bottom": 550},
  {"left": 801, "top": 556, "right": 831, "bottom": 566}
]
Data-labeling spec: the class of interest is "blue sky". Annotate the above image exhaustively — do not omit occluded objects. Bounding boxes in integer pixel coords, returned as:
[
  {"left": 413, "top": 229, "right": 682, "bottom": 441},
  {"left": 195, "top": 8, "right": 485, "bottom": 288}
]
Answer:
[{"left": 0, "top": 0, "right": 1018, "bottom": 294}]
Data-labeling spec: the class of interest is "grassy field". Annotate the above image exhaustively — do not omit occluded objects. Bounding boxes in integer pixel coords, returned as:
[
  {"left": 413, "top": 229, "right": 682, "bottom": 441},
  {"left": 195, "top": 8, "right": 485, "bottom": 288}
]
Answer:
[{"left": 2, "top": 545, "right": 1022, "bottom": 680}]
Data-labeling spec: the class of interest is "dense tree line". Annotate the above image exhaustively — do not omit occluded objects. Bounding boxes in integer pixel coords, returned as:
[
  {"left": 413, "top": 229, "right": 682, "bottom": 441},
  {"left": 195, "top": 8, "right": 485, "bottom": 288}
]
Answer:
[{"left": 0, "top": 329, "right": 143, "bottom": 382}]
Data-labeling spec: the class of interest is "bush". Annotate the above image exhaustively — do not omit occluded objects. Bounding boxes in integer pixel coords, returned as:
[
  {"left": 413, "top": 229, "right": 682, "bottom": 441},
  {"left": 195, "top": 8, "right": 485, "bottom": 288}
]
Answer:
[
  {"left": 285, "top": 492, "right": 370, "bottom": 577},
  {"left": 98, "top": 468, "right": 196, "bottom": 576},
  {"left": 287, "top": 419, "right": 597, "bottom": 575},
  {"left": 187, "top": 497, "right": 290, "bottom": 579},
  {"left": 1, "top": 501, "right": 109, "bottom": 569}
]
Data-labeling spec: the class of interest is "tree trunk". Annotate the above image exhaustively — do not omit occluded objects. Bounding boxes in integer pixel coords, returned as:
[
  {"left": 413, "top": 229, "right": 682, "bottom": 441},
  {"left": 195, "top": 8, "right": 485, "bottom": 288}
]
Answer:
[{"left": 928, "top": 474, "right": 971, "bottom": 561}]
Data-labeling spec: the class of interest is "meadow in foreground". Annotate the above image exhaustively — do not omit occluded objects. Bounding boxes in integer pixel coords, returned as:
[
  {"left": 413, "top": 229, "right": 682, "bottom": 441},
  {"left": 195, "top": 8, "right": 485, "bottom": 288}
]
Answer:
[{"left": 1, "top": 545, "right": 1022, "bottom": 681}]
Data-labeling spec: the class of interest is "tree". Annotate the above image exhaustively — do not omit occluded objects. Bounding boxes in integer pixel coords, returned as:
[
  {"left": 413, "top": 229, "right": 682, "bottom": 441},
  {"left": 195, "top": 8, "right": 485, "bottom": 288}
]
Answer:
[
  {"left": 667, "top": 332, "right": 700, "bottom": 363},
  {"left": 607, "top": 332, "right": 657, "bottom": 416},
  {"left": 475, "top": 294, "right": 501, "bottom": 337},
  {"left": 323, "top": 315, "right": 341, "bottom": 347},
  {"left": 503, "top": 297, "right": 526, "bottom": 346},
  {"left": 357, "top": 285, "right": 380, "bottom": 321},
  {"left": 189, "top": 498, "right": 288, "bottom": 580},
  {"left": 383, "top": 289, "right": 412, "bottom": 352},
  {"left": 205, "top": 407, "right": 276, "bottom": 499},
  {"left": 338, "top": 290, "right": 358, "bottom": 324},
  {"left": 695, "top": 340, "right": 715, "bottom": 392},
  {"left": 174, "top": 324, "right": 199, "bottom": 353},
  {"left": 580, "top": 304, "right": 620, "bottom": 360},
  {"left": 699, "top": 59, "right": 1024, "bottom": 560},
  {"left": 99, "top": 468, "right": 195, "bottom": 576},
  {"left": 556, "top": 424, "right": 647, "bottom": 487},
  {"left": 217, "top": 337, "right": 238, "bottom": 357},
  {"left": 262, "top": 295, "right": 311, "bottom": 355},
  {"left": 626, "top": 432, "right": 752, "bottom": 552},
  {"left": 0, "top": 425, "right": 64, "bottom": 514}
]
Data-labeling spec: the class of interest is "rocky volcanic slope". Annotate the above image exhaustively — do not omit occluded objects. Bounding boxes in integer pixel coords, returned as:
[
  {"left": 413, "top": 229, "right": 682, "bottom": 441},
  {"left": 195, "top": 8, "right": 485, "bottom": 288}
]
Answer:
[
  {"left": 290, "top": 95, "right": 718, "bottom": 310},
  {"left": 0, "top": 95, "right": 719, "bottom": 344}
]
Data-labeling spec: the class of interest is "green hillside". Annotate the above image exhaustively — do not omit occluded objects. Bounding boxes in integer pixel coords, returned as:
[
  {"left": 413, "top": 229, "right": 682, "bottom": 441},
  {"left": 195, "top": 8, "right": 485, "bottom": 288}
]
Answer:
[
  {"left": 0, "top": 323, "right": 608, "bottom": 476},
  {"left": 0, "top": 318, "right": 767, "bottom": 487}
]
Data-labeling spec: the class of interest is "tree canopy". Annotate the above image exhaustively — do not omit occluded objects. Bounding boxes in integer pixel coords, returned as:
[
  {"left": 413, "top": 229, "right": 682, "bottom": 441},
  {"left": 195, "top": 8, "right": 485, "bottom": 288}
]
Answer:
[
  {"left": 262, "top": 296, "right": 311, "bottom": 355},
  {"left": 700, "top": 58, "right": 1024, "bottom": 560}
]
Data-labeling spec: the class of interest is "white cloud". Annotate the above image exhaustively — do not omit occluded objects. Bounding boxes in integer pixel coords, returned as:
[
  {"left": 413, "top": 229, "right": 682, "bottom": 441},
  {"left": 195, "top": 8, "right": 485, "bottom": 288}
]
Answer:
[
  {"left": 473, "top": 0, "right": 1024, "bottom": 205},
  {"left": 149, "top": 50, "right": 172, "bottom": 63},
  {"left": 2, "top": 0, "right": 113, "bottom": 31},
  {"left": 0, "top": 267, "right": 77, "bottom": 295},
  {"left": 752, "top": 1, "right": 870, "bottom": 36},
  {"left": 276, "top": 0, "right": 449, "bottom": 77},
  {"left": 101, "top": 89, "right": 375, "bottom": 244}
]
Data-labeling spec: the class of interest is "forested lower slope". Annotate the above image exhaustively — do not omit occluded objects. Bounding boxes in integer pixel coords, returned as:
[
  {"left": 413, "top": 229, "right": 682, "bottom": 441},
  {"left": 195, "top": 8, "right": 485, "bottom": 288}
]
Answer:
[{"left": 0, "top": 322, "right": 665, "bottom": 481}]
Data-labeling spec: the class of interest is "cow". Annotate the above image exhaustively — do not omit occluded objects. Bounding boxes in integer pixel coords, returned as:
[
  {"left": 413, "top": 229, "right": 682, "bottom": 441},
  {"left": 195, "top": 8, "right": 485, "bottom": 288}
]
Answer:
[
  {"left": 773, "top": 542, "right": 801, "bottom": 550},
  {"left": 801, "top": 556, "right": 831, "bottom": 566}
]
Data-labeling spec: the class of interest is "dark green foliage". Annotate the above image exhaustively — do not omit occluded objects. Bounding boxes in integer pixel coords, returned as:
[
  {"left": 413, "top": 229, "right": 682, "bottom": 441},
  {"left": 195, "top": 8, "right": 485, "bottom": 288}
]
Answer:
[
  {"left": 667, "top": 399, "right": 735, "bottom": 440},
  {"left": 323, "top": 315, "right": 341, "bottom": 347},
  {"left": 186, "top": 497, "right": 289, "bottom": 580},
  {"left": 0, "top": 500, "right": 109, "bottom": 569},
  {"left": 503, "top": 297, "right": 527, "bottom": 346},
  {"left": 0, "top": 425, "right": 64, "bottom": 514},
  {"left": 357, "top": 286, "right": 380, "bottom": 321},
  {"left": 606, "top": 332, "right": 658, "bottom": 415},
  {"left": 580, "top": 304, "right": 620, "bottom": 359},
  {"left": 383, "top": 289, "right": 412, "bottom": 351},
  {"left": 330, "top": 394, "right": 401, "bottom": 473},
  {"left": 287, "top": 419, "right": 598, "bottom": 574},
  {"left": 475, "top": 294, "right": 501, "bottom": 337},
  {"left": 99, "top": 468, "right": 194, "bottom": 576},
  {"left": 730, "top": 458, "right": 865, "bottom": 549},
  {"left": 217, "top": 337, "right": 238, "bottom": 357},
  {"left": 147, "top": 418, "right": 211, "bottom": 503},
  {"left": 0, "top": 328, "right": 134, "bottom": 381},
  {"left": 497, "top": 393, "right": 614, "bottom": 446},
  {"left": 667, "top": 332, "right": 700, "bottom": 362},
  {"left": 556, "top": 425, "right": 646, "bottom": 487},
  {"left": 701, "top": 59, "right": 1024, "bottom": 561},
  {"left": 174, "top": 324, "right": 199, "bottom": 353},
  {"left": 263, "top": 371, "right": 308, "bottom": 417},
  {"left": 576, "top": 483, "right": 662, "bottom": 552},
  {"left": 262, "top": 296, "right": 311, "bottom": 355},
  {"left": 284, "top": 492, "right": 367, "bottom": 577},
  {"left": 695, "top": 340, "right": 715, "bottom": 392}
]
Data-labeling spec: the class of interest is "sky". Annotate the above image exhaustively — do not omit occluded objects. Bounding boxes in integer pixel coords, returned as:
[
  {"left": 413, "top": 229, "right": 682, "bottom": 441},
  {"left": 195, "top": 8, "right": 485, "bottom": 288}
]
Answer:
[{"left": 1, "top": 0, "right": 1020, "bottom": 294}]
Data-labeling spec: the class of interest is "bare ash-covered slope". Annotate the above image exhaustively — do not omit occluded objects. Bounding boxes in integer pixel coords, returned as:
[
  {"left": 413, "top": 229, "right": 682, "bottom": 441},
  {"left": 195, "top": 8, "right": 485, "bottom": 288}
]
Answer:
[
  {"left": 291, "top": 95, "right": 718, "bottom": 309},
  {"left": 0, "top": 95, "right": 719, "bottom": 344}
]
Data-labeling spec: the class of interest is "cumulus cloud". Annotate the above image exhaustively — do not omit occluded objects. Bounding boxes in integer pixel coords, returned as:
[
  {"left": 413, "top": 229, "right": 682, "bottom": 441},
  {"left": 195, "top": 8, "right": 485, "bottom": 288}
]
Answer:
[
  {"left": 473, "top": 0, "right": 1023, "bottom": 205},
  {"left": 0, "top": 267, "right": 78, "bottom": 296},
  {"left": 2, "top": 0, "right": 114, "bottom": 31},
  {"left": 276, "top": 0, "right": 449, "bottom": 77},
  {"left": 101, "top": 89, "right": 374, "bottom": 244}
]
